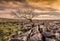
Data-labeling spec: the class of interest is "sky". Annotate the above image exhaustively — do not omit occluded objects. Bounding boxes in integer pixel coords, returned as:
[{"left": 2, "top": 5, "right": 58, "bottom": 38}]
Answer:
[
  {"left": 0, "top": 0, "right": 60, "bottom": 10},
  {"left": 0, "top": 0, "right": 60, "bottom": 20},
  {"left": 0, "top": 0, "right": 59, "bottom": 5}
]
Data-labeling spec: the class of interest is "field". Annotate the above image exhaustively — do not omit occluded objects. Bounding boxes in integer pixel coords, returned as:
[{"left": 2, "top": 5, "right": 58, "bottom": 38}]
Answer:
[
  {"left": 0, "top": 22, "right": 21, "bottom": 41},
  {"left": 0, "top": 20, "right": 60, "bottom": 41}
]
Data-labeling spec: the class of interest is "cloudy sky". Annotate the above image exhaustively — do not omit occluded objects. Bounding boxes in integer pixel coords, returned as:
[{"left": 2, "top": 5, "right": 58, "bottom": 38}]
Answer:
[{"left": 0, "top": 0, "right": 60, "bottom": 20}]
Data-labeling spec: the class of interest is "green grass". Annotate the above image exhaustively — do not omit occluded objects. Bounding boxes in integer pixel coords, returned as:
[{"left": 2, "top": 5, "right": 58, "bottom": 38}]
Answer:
[{"left": 0, "top": 23, "right": 21, "bottom": 41}]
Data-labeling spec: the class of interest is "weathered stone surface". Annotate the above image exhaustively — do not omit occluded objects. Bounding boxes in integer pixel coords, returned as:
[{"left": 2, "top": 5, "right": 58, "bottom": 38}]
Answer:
[
  {"left": 46, "top": 38, "right": 56, "bottom": 41},
  {"left": 10, "top": 21, "right": 60, "bottom": 41},
  {"left": 28, "top": 26, "right": 42, "bottom": 41},
  {"left": 28, "top": 33, "right": 42, "bottom": 41},
  {"left": 55, "top": 33, "right": 60, "bottom": 40}
]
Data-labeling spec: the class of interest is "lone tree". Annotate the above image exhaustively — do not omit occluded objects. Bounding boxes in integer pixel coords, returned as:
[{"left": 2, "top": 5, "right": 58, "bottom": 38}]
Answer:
[
  {"left": 12, "top": 8, "right": 34, "bottom": 22},
  {"left": 11, "top": 7, "right": 35, "bottom": 29}
]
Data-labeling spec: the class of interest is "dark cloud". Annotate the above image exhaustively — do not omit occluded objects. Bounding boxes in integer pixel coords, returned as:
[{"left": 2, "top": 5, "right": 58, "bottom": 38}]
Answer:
[
  {"left": 14, "top": 0, "right": 25, "bottom": 2},
  {"left": 0, "top": 0, "right": 25, "bottom": 2}
]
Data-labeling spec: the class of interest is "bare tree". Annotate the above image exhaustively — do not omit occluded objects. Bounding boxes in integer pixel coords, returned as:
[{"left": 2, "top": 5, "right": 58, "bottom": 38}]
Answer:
[
  {"left": 11, "top": 7, "right": 34, "bottom": 30},
  {"left": 12, "top": 8, "right": 34, "bottom": 22}
]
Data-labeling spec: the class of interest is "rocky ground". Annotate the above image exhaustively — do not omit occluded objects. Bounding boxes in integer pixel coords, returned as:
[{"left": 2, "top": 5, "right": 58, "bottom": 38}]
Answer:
[{"left": 10, "top": 20, "right": 60, "bottom": 41}]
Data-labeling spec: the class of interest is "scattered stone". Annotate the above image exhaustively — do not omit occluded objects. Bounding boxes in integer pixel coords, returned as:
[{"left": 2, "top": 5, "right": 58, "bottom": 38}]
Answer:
[{"left": 10, "top": 21, "right": 60, "bottom": 41}]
